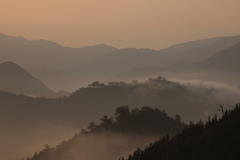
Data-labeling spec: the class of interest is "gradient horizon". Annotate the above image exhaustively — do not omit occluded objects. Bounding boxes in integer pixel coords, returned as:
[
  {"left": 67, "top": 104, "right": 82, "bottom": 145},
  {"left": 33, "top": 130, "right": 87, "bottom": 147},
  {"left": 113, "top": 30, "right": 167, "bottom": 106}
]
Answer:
[{"left": 1, "top": 0, "right": 240, "bottom": 49}]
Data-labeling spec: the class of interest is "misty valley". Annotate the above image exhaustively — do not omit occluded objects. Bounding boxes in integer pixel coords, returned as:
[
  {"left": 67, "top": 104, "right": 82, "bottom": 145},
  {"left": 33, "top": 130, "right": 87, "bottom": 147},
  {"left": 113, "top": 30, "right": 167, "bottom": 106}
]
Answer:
[{"left": 0, "top": 34, "right": 240, "bottom": 160}]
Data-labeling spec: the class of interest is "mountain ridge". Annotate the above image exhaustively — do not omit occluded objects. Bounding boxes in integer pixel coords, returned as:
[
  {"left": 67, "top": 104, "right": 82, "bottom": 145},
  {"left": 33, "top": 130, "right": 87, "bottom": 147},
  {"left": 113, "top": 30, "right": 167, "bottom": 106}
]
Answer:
[
  {"left": 0, "top": 61, "right": 57, "bottom": 97},
  {"left": 161, "top": 35, "right": 240, "bottom": 61},
  {"left": 114, "top": 41, "right": 240, "bottom": 86},
  {"left": 2, "top": 33, "right": 240, "bottom": 91}
]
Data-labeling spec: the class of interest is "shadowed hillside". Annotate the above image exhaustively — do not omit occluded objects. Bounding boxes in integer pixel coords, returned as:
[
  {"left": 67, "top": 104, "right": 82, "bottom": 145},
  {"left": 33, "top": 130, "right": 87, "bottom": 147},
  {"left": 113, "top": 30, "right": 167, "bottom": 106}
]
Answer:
[
  {"left": 25, "top": 106, "right": 186, "bottom": 160},
  {"left": 0, "top": 61, "right": 57, "bottom": 97},
  {"left": 0, "top": 76, "right": 239, "bottom": 128},
  {"left": 0, "top": 76, "right": 239, "bottom": 160},
  {"left": 124, "top": 103, "right": 240, "bottom": 160}
]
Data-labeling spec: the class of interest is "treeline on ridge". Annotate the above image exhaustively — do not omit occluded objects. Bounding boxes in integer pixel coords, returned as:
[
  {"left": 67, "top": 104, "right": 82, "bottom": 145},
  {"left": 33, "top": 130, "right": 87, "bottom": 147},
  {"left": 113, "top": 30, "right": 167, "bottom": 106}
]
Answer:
[
  {"left": 1, "top": 76, "right": 239, "bottom": 130},
  {"left": 25, "top": 106, "right": 186, "bottom": 160},
  {"left": 82, "top": 105, "right": 185, "bottom": 135},
  {"left": 124, "top": 103, "right": 240, "bottom": 160}
]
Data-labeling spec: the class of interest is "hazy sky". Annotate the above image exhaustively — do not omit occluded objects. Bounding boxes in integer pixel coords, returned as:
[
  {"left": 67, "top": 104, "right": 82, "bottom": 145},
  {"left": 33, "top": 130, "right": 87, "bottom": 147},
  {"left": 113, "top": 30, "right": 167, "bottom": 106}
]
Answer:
[{"left": 1, "top": 0, "right": 240, "bottom": 49}]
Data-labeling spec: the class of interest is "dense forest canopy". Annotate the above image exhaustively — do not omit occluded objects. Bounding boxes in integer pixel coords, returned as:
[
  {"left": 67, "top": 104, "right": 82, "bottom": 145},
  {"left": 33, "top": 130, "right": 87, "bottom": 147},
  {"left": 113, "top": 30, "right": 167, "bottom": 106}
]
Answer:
[
  {"left": 124, "top": 103, "right": 240, "bottom": 160},
  {"left": 83, "top": 105, "right": 186, "bottom": 135}
]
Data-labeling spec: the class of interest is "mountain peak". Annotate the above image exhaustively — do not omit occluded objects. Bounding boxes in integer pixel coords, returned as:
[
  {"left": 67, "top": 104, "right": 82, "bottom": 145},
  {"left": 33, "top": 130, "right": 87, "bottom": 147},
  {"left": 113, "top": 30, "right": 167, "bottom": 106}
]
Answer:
[
  {"left": 0, "top": 61, "right": 56, "bottom": 97},
  {"left": 0, "top": 33, "right": 27, "bottom": 41},
  {"left": 1, "top": 61, "right": 18, "bottom": 66},
  {"left": 78, "top": 43, "right": 118, "bottom": 51},
  {"left": 0, "top": 61, "right": 31, "bottom": 77}
]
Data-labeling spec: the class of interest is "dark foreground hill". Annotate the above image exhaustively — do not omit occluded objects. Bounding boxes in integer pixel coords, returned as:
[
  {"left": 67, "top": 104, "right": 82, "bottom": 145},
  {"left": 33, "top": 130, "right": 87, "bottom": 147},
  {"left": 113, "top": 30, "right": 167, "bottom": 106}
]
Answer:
[
  {"left": 25, "top": 106, "right": 186, "bottom": 160},
  {"left": 0, "top": 61, "right": 57, "bottom": 97},
  {"left": 124, "top": 104, "right": 240, "bottom": 160},
  {"left": 83, "top": 105, "right": 186, "bottom": 135}
]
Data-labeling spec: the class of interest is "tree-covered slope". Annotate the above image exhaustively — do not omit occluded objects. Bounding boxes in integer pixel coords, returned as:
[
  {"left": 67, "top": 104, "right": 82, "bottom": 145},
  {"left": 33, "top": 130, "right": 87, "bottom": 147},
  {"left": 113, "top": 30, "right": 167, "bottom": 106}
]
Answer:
[
  {"left": 1, "top": 77, "right": 239, "bottom": 160},
  {"left": 125, "top": 104, "right": 240, "bottom": 160},
  {"left": 83, "top": 106, "right": 186, "bottom": 135},
  {"left": 1, "top": 76, "right": 239, "bottom": 129},
  {"left": 25, "top": 106, "right": 186, "bottom": 160}
]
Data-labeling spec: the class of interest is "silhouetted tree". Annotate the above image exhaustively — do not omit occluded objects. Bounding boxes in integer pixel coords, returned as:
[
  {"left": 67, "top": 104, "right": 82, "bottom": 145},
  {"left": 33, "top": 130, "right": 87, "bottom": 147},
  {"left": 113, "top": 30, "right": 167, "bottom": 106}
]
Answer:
[
  {"left": 115, "top": 105, "right": 130, "bottom": 124},
  {"left": 123, "top": 103, "right": 240, "bottom": 160},
  {"left": 87, "top": 122, "right": 96, "bottom": 131},
  {"left": 88, "top": 81, "right": 105, "bottom": 87},
  {"left": 174, "top": 114, "right": 182, "bottom": 123}
]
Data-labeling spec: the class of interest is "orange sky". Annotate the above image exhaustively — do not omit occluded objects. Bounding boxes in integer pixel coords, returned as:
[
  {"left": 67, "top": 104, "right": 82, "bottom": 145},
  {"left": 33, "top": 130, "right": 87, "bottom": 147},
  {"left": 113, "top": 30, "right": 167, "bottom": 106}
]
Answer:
[{"left": 1, "top": 0, "right": 240, "bottom": 49}]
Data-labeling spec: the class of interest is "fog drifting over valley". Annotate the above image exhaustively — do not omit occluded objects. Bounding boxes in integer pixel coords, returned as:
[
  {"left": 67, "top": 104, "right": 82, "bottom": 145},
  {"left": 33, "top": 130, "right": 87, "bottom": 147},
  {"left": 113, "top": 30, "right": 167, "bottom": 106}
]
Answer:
[{"left": 1, "top": 0, "right": 240, "bottom": 158}]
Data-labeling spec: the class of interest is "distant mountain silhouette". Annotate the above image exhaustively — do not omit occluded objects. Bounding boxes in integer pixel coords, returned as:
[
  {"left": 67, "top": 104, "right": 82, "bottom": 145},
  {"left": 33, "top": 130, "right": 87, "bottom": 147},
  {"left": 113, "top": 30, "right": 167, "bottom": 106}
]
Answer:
[
  {"left": 162, "top": 37, "right": 220, "bottom": 54},
  {"left": 202, "top": 41, "right": 240, "bottom": 71},
  {"left": 82, "top": 35, "right": 240, "bottom": 87},
  {"left": 161, "top": 42, "right": 240, "bottom": 84},
  {"left": 162, "top": 35, "right": 240, "bottom": 61},
  {"left": 0, "top": 33, "right": 118, "bottom": 90},
  {"left": 2, "top": 33, "right": 240, "bottom": 91},
  {"left": 0, "top": 61, "right": 56, "bottom": 97},
  {"left": 115, "top": 41, "right": 240, "bottom": 86},
  {"left": 73, "top": 48, "right": 177, "bottom": 78},
  {"left": 0, "top": 33, "right": 118, "bottom": 70}
]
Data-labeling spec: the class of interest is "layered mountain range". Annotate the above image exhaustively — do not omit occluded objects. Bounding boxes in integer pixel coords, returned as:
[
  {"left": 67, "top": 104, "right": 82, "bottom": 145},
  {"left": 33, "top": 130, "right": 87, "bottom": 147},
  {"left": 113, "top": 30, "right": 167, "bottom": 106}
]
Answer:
[
  {"left": 1, "top": 33, "right": 240, "bottom": 160},
  {"left": 114, "top": 40, "right": 240, "bottom": 86},
  {"left": 1, "top": 33, "right": 240, "bottom": 91}
]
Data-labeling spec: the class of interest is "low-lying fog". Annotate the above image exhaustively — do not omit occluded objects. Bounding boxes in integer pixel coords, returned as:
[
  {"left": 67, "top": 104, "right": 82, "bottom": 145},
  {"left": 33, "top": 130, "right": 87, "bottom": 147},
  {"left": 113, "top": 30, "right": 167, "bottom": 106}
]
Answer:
[
  {"left": 170, "top": 78, "right": 240, "bottom": 107},
  {"left": 1, "top": 77, "right": 240, "bottom": 160},
  {"left": 40, "top": 132, "right": 160, "bottom": 160},
  {"left": 0, "top": 125, "right": 78, "bottom": 160}
]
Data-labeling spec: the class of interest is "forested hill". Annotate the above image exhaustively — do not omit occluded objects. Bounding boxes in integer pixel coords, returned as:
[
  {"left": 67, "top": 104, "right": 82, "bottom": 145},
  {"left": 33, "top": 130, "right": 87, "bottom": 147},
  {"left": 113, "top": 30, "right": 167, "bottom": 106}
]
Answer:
[
  {"left": 1, "top": 76, "right": 239, "bottom": 130},
  {"left": 82, "top": 106, "right": 186, "bottom": 135},
  {"left": 124, "top": 104, "right": 240, "bottom": 160},
  {"left": 25, "top": 106, "right": 186, "bottom": 160}
]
